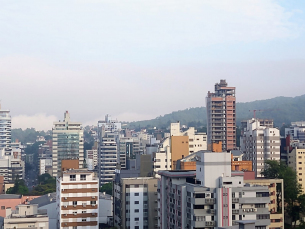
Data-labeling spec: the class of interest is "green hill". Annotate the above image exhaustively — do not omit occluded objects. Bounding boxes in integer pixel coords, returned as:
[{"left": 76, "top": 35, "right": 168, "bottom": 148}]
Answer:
[{"left": 128, "top": 94, "right": 305, "bottom": 129}]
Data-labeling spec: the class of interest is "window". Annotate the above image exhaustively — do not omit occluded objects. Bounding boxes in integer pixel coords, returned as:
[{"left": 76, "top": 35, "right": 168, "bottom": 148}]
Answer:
[
  {"left": 135, "top": 209, "right": 139, "bottom": 213},
  {"left": 135, "top": 217, "right": 139, "bottom": 221},
  {"left": 135, "top": 227, "right": 139, "bottom": 229},
  {"left": 82, "top": 219, "right": 87, "bottom": 222},
  {"left": 91, "top": 201, "right": 96, "bottom": 205},
  {"left": 134, "top": 193, "right": 139, "bottom": 196},
  {"left": 82, "top": 211, "right": 86, "bottom": 213},
  {"left": 134, "top": 201, "right": 139, "bottom": 204},
  {"left": 73, "top": 201, "right": 77, "bottom": 205},
  {"left": 70, "top": 175, "right": 76, "bottom": 181},
  {"left": 80, "top": 174, "right": 86, "bottom": 180},
  {"left": 1, "top": 206, "right": 4, "bottom": 210}
]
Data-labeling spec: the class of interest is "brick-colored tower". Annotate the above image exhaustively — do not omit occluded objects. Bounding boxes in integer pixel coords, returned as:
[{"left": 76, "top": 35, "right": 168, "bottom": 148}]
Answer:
[{"left": 206, "top": 80, "right": 236, "bottom": 151}]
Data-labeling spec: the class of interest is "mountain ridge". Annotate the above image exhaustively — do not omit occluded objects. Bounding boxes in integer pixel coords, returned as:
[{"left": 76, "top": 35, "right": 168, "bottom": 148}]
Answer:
[{"left": 128, "top": 94, "right": 305, "bottom": 128}]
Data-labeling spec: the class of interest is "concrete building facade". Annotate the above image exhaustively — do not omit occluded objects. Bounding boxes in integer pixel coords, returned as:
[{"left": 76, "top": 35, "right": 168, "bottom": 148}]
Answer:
[
  {"left": 158, "top": 152, "right": 271, "bottom": 229},
  {"left": 113, "top": 176, "right": 158, "bottom": 229},
  {"left": 56, "top": 169, "right": 99, "bottom": 228},
  {"left": 241, "top": 119, "right": 280, "bottom": 177},
  {"left": 206, "top": 80, "right": 236, "bottom": 151},
  {"left": 98, "top": 115, "right": 121, "bottom": 186},
  {"left": 4, "top": 204, "right": 49, "bottom": 229},
  {"left": 52, "top": 111, "right": 84, "bottom": 177},
  {"left": 0, "top": 106, "right": 12, "bottom": 156}
]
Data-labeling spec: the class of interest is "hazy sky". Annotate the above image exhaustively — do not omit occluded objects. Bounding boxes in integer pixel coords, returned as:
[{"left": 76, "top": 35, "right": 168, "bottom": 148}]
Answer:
[{"left": 1, "top": 0, "right": 305, "bottom": 130}]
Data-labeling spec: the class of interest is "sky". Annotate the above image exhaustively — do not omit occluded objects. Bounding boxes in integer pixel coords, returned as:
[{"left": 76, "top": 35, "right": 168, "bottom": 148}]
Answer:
[{"left": 1, "top": 0, "right": 305, "bottom": 130}]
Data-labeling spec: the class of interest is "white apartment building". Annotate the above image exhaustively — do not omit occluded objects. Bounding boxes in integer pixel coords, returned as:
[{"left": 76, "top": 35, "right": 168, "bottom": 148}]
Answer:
[
  {"left": 285, "top": 121, "right": 305, "bottom": 142},
  {"left": 158, "top": 152, "right": 271, "bottom": 229},
  {"left": 52, "top": 111, "right": 84, "bottom": 177},
  {"left": 4, "top": 204, "right": 49, "bottom": 229},
  {"left": 0, "top": 105, "right": 11, "bottom": 156},
  {"left": 241, "top": 119, "right": 280, "bottom": 177},
  {"left": 0, "top": 147, "right": 24, "bottom": 182},
  {"left": 40, "top": 157, "right": 52, "bottom": 175},
  {"left": 56, "top": 169, "right": 99, "bottom": 229},
  {"left": 86, "top": 149, "right": 98, "bottom": 170},
  {"left": 98, "top": 115, "right": 121, "bottom": 186},
  {"left": 153, "top": 122, "right": 207, "bottom": 177}
]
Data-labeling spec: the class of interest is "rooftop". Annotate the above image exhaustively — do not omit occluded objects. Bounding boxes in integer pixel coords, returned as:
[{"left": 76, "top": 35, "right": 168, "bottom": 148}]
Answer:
[
  {"left": 0, "top": 194, "right": 21, "bottom": 199},
  {"left": 63, "top": 169, "right": 94, "bottom": 174},
  {"left": 158, "top": 170, "right": 196, "bottom": 178}
]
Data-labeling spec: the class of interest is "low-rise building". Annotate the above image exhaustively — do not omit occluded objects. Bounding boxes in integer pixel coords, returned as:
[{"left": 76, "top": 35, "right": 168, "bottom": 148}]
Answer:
[
  {"left": 4, "top": 204, "right": 49, "bottom": 228},
  {"left": 0, "top": 194, "right": 40, "bottom": 217}
]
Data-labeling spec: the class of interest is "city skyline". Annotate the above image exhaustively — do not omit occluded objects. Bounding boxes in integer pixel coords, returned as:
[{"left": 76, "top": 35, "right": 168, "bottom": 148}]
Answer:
[{"left": 1, "top": 0, "right": 305, "bottom": 130}]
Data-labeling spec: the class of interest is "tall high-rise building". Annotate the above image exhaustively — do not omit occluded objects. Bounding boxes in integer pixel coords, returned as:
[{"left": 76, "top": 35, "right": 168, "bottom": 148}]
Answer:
[
  {"left": 241, "top": 118, "right": 280, "bottom": 177},
  {"left": 97, "top": 115, "right": 121, "bottom": 186},
  {"left": 206, "top": 79, "right": 236, "bottom": 151},
  {"left": 52, "top": 111, "right": 84, "bottom": 177},
  {"left": 0, "top": 105, "right": 12, "bottom": 155}
]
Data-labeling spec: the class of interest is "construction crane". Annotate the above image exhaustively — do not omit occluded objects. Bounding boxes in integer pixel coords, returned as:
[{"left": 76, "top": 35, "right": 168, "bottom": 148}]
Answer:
[{"left": 249, "top": 109, "right": 280, "bottom": 118}]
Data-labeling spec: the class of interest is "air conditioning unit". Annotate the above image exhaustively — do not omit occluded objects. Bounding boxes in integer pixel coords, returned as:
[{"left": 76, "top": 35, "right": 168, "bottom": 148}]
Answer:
[
  {"left": 64, "top": 197, "right": 67, "bottom": 200},
  {"left": 92, "top": 196, "right": 95, "bottom": 199},
  {"left": 64, "top": 214, "right": 67, "bottom": 216},
  {"left": 83, "top": 204, "right": 87, "bottom": 207},
  {"left": 64, "top": 205, "right": 67, "bottom": 208},
  {"left": 73, "top": 205, "right": 77, "bottom": 207},
  {"left": 247, "top": 209, "right": 250, "bottom": 212},
  {"left": 74, "top": 213, "right": 77, "bottom": 215},
  {"left": 92, "top": 204, "right": 96, "bottom": 207},
  {"left": 64, "top": 223, "right": 67, "bottom": 226},
  {"left": 92, "top": 213, "right": 95, "bottom": 216},
  {"left": 243, "top": 209, "right": 246, "bottom": 212}
]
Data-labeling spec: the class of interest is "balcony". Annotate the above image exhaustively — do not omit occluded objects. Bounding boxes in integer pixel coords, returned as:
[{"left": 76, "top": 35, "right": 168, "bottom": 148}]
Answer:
[
  {"left": 232, "top": 198, "right": 239, "bottom": 203},
  {"left": 205, "top": 198, "right": 215, "bottom": 204}
]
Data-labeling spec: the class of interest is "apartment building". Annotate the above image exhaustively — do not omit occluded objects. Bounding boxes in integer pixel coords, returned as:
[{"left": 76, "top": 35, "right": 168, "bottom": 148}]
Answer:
[
  {"left": 40, "top": 157, "right": 53, "bottom": 175},
  {"left": 113, "top": 176, "right": 158, "bottom": 229},
  {"left": 0, "top": 147, "right": 24, "bottom": 182},
  {"left": 97, "top": 115, "right": 121, "bottom": 186},
  {"left": 154, "top": 122, "right": 207, "bottom": 177},
  {"left": 288, "top": 146, "right": 305, "bottom": 193},
  {"left": 0, "top": 105, "right": 12, "bottom": 156},
  {"left": 86, "top": 149, "right": 98, "bottom": 170},
  {"left": 285, "top": 121, "right": 305, "bottom": 141},
  {"left": 4, "top": 204, "right": 49, "bottom": 229},
  {"left": 158, "top": 152, "right": 271, "bottom": 229},
  {"left": 241, "top": 118, "right": 280, "bottom": 177},
  {"left": 245, "top": 178, "right": 284, "bottom": 229},
  {"left": 56, "top": 169, "right": 99, "bottom": 229},
  {"left": 52, "top": 111, "right": 84, "bottom": 177},
  {"left": 206, "top": 79, "right": 236, "bottom": 151}
]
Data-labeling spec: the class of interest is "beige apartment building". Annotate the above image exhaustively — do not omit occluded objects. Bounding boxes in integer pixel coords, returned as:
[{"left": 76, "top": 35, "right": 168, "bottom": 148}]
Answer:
[
  {"left": 153, "top": 122, "right": 207, "bottom": 177},
  {"left": 4, "top": 204, "right": 49, "bottom": 229},
  {"left": 56, "top": 169, "right": 99, "bottom": 228},
  {"left": 288, "top": 147, "right": 305, "bottom": 192},
  {"left": 246, "top": 178, "right": 284, "bottom": 229}
]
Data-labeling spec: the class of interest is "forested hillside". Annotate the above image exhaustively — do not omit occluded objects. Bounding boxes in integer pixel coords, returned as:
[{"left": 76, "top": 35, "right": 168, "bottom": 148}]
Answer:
[{"left": 128, "top": 94, "right": 305, "bottom": 129}]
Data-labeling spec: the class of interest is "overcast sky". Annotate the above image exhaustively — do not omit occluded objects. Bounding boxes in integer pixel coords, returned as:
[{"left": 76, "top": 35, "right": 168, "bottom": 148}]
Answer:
[{"left": 1, "top": 0, "right": 305, "bottom": 130}]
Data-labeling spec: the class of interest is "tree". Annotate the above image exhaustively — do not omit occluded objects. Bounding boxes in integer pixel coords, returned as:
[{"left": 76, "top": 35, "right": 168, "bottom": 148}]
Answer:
[
  {"left": 6, "top": 178, "right": 29, "bottom": 195},
  {"left": 100, "top": 182, "right": 112, "bottom": 195},
  {"left": 262, "top": 160, "right": 305, "bottom": 227}
]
